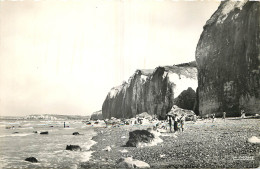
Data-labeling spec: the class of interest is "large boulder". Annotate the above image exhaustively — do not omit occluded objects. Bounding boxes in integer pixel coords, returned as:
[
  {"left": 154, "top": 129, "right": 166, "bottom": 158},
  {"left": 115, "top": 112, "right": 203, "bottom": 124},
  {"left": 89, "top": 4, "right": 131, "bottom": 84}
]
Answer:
[
  {"left": 125, "top": 130, "right": 154, "bottom": 147},
  {"left": 40, "top": 131, "right": 48, "bottom": 135},
  {"left": 196, "top": 0, "right": 260, "bottom": 117},
  {"left": 102, "top": 62, "right": 197, "bottom": 119},
  {"left": 116, "top": 157, "right": 150, "bottom": 168},
  {"left": 66, "top": 145, "right": 81, "bottom": 151},
  {"left": 25, "top": 157, "right": 38, "bottom": 163},
  {"left": 168, "top": 105, "right": 196, "bottom": 121},
  {"left": 72, "top": 132, "right": 80, "bottom": 135},
  {"left": 136, "top": 112, "right": 153, "bottom": 120}
]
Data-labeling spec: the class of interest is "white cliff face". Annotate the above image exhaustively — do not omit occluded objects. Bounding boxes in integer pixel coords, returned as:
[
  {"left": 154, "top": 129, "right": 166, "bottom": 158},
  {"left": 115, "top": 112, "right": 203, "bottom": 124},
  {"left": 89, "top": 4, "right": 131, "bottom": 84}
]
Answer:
[
  {"left": 140, "top": 75, "right": 148, "bottom": 83},
  {"left": 102, "top": 63, "right": 198, "bottom": 119},
  {"left": 90, "top": 110, "right": 103, "bottom": 120},
  {"left": 109, "top": 86, "right": 123, "bottom": 98},
  {"left": 196, "top": 0, "right": 260, "bottom": 116},
  {"left": 167, "top": 68, "right": 198, "bottom": 98}
]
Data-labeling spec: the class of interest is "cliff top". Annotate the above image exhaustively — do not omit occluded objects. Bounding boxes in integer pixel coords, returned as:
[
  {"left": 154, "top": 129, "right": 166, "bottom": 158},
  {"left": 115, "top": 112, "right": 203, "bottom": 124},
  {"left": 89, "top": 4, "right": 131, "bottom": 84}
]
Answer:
[
  {"left": 138, "top": 69, "right": 154, "bottom": 76},
  {"left": 108, "top": 61, "right": 197, "bottom": 98},
  {"left": 92, "top": 110, "right": 102, "bottom": 115},
  {"left": 204, "top": 0, "right": 248, "bottom": 27}
]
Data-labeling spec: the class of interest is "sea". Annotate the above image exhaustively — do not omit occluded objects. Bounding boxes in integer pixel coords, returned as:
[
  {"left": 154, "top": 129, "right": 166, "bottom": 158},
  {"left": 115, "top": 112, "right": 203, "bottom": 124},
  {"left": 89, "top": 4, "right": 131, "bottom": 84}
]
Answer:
[{"left": 0, "top": 119, "right": 97, "bottom": 169}]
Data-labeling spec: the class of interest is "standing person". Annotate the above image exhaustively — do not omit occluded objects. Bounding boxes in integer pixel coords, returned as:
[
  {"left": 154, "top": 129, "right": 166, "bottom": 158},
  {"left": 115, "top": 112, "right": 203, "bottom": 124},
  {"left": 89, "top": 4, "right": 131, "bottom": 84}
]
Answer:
[
  {"left": 241, "top": 109, "right": 245, "bottom": 119},
  {"left": 193, "top": 115, "right": 197, "bottom": 122},
  {"left": 167, "top": 114, "right": 173, "bottom": 133},
  {"left": 104, "top": 119, "right": 108, "bottom": 128},
  {"left": 173, "top": 115, "right": 178, "bottom": 133},
  {"left": 64, "top": 122, "right": 65, "bottom": 128},
  {"left": 212, "top": 113, "right": 215, "bottom": 123},
  {"left": 223, "top": 112, "right": 226, "bottom": 121},
  {"left": 180, "top": 114, "right": 185, "bottom": 132},
  {"left": 205, "top": 114, "right": 209, "bottom": 121}
]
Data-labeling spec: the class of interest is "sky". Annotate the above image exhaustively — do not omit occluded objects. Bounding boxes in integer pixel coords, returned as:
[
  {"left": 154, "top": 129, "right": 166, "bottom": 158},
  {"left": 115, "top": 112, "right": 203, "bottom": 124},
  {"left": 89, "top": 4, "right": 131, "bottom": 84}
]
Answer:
[{"left": 0, "top": 0, "right": 219, "bottom": 116}]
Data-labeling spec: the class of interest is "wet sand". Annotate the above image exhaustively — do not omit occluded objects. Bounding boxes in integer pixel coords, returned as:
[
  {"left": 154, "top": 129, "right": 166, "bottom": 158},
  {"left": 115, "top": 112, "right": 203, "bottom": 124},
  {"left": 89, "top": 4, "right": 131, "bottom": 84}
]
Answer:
[{"left": 81, "top": 118, "right": 260, "bottom": 168}]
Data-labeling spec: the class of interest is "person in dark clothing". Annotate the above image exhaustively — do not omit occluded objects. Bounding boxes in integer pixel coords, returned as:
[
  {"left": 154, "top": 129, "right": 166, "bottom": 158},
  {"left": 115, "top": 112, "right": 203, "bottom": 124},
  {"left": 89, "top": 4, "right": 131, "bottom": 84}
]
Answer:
[
  {"left": 64, "top": 122, "right": 65, "bottom": 128},
  {"left": 167, "top": 114, "right": 173, "bottom": 133},
  {"left": 173, "top": 115, "right": 178, "bottom": 132}
]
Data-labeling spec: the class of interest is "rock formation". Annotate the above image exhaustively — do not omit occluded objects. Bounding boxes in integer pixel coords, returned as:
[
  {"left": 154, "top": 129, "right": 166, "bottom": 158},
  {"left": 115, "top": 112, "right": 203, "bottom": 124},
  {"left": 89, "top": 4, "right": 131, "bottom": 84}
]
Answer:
[
  {"left": 173, "top": 87, "right": 196, "bottom": 112},
  {"left": 125, "top": 130, "right": 154, "bottom": 147},
  {"left": 196, "top": 0, "right": 260, "bottom": 117},
  {"left": 102, "top": 62, "right": 197, "bottom": 119},
  {"left": 72, "top": 132, "right": 80, "bottom": 135},
  {"left": 40, "top": 131, "right": 48, "bottom": 135},
  {"left": 90, "top": 110, "right": 103, "bottom": 120},
  {"left": 66, "top": 145, "right": 81, "bottom": 151},
  {"left": 25, "top": 157, "right": 38, "bottom": 163}
]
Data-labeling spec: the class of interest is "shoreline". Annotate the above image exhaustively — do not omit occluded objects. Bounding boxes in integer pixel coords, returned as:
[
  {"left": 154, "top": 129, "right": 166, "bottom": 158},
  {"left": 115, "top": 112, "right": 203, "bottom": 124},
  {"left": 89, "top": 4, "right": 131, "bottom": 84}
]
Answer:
[{"left": 82, "top": 118, "right": 260, "bottom": 168}]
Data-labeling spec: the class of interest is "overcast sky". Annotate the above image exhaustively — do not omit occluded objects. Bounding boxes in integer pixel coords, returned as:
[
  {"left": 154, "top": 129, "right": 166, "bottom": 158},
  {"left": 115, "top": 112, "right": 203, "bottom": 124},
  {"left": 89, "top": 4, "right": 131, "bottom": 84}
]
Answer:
[{"left": 0, "top": 0, "right": 219, "bottom": 116}]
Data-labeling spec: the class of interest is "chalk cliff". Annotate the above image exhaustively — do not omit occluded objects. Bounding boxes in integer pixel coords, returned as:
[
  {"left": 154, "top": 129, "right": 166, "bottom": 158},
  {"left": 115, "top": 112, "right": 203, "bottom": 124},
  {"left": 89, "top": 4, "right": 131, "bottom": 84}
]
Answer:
[
  {"left": 102, "top": 63, "right": 198, "bottom": 119},
  {"left": 196, "top": 0, "right": 260, "bottom": 116},
  {"left": 90, "top": 110, "right": 103, "bottom": 120}
]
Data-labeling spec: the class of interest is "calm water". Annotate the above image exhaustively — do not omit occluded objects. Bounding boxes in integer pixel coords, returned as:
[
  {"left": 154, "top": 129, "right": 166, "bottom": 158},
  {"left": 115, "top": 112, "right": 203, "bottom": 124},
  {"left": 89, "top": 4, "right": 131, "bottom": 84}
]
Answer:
[{"left": 0, "top": 120, "right": 97, "bottom": 168}]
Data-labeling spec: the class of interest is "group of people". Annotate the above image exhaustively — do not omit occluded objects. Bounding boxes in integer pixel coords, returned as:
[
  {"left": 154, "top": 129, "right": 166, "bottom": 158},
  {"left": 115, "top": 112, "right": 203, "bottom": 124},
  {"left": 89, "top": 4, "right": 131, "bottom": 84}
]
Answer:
[
  {"left": 207, "top": 109, "right": 246, "bottom": 122},
  {"left": 167, "top": 114, "right": 185, "bottom": 133}
]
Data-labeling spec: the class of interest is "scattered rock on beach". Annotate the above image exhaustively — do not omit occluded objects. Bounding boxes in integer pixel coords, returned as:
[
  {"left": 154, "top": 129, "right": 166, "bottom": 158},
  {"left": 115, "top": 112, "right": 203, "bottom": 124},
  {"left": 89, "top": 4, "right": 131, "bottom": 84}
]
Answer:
[
  {"left": 125, "top": 130, "right": 154, "bottom": 147},
  {"left": 116, "top": 157, "right": 150, "bottom": 168},
  {"left": 40, "top": 131, "right": 48, "bottom": 135},
  {"left": 102, "top": 146, "right": 112, "bottom": 151},
  {"left": 119, "top": 149, "right": 128, "bottom": 153},
  {"left": 72, "top": 132, "right": 80, "bottom": 135},
  {"left": 25, "top": 157, "right": 38, "bottom": 163},
  {"left": 66, "top": 145, "right": 82, "bottom": 151},
  {"left": 248, "top": 136, "right": 260, "bottom": 144}
]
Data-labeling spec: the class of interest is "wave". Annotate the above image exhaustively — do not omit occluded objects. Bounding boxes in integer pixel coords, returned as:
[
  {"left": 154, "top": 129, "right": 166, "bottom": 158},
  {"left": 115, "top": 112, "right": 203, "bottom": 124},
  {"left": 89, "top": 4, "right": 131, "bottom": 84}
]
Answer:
[
  {"left": 0, "top": 133, "right": 34, "bottom": 138},
  {"left": 17, "top": 127, "right": 34, "bottom": 130},
  {"left": 80, "top": 151, "right": 94, "bottom": 162},
  {"left": 63, "top": 128, "right": 75, "bottom": 130},
  {"left": 82, "top": 140, "right": 97, "bottom": 151}
]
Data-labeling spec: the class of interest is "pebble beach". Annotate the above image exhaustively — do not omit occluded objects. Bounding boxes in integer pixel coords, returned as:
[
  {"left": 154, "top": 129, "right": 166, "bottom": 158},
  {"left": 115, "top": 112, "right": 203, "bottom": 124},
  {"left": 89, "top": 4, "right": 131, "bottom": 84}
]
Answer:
[{"left": 81, "top": 118, "right": 260, "bottom": 168}]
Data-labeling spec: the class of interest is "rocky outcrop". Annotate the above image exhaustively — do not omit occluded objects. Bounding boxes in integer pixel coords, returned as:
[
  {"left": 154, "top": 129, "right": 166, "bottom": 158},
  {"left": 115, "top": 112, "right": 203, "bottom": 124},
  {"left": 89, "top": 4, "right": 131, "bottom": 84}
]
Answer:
[
  {"left": 173, "top": 87, "right": 196, "bottom": 111},
  {"left": 125, "top": 130, "right": 154, "bottom": 147},
  {"left": 90, "top": 110, "right": 103, "bottom": 120},
  {"left": 40, "top": 131, "right": 48, "bottom": 135},
  {"left": 66, "top": 145, "right": 81, "bottom": 151},
  {"left": 25, "top": 157, "right": 38, "bottom": 163},
  {"left": 102, "top": 62, "right": 198, "bottom": 119},
  {"left": 196, "top": 0, "right": 260, "bottom": 117},
  {"left": 72, "top": 132, "right": 80, "bottom": 135}
]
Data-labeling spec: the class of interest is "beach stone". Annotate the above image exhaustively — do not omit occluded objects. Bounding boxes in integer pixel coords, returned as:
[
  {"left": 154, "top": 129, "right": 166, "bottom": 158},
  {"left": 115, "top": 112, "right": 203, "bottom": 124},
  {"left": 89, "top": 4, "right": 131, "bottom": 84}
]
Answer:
[
  {"left": 66, "top": 145, "right": 81, "bottom": 151},
  {"left": 72, "top": 132, "right": 80, "bottom": 135},
  {"left": 25, "top": 157, "right": 38, "bottom": 163},
  {"left": 116, "top": 158, "right": 134, "bottom": 168},
  {"left": 103, "top": 146, "right": 112, "bottom": 151},
  {"left": 248, "top": 136, "right": 260, "bottom": 144},
  {"left": 40, "top": 131, "right": 48, "bottom": 135},
  {"left": 125, "top": 130, "right": 154, "bottom": 147},
  {"left": 116, "top": 157, "right": 150, "bottom": 168}
]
